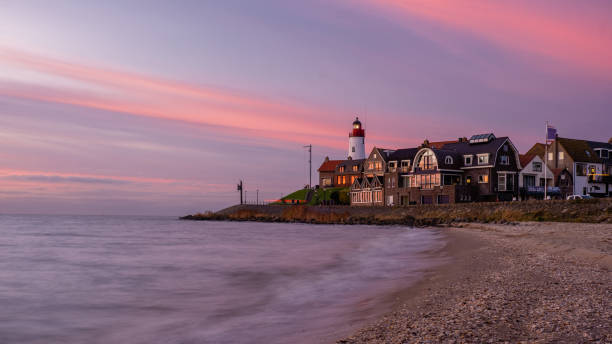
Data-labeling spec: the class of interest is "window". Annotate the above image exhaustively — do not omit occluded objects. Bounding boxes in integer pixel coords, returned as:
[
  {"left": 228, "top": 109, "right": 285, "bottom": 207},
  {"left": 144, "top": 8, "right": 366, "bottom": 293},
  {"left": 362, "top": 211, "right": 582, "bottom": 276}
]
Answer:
[
  {"left": 500, "top": 155, "right": 509, "bottom": 165},
  {"left": 503, "top": 145, "right": 509, "bottom": 152},
  {"left": 375, "top": 161, "right": 382, "bottom": 170},
  {"left": 337, "top": 176, "right": 342, "bottom": 184},
  {"left": 352, "top": 165, "right": 358, "bottom": 172},
  {"left": 576, "top": 163, "right": 587, "bottom": 176},
  {"left": 478, "top": 175, "right": 489, "bottom": 183},
  {"left": 339, "top": 166, "right": 345, "bottom": 173},
  {"left": 548, "top": 152, "right": 553, "bottom": 161},
  {"left": 352, "top": 146, "right": 355, "bottom": 152},
  {"left": 532, "top": 162, "right": 542, "bottom": 172},
  {"left": 585, "top": 150, "right": 590, "bottom": 157},
  {"left": 498, "top": 174, "right": 506, "bottom": 191},
  {"left": 464, "top": 156, "right": 473, "bottom": 165},
  {"left": 602, "top": 150, "right": 609, "bottom": 159},
  {"left": 373, "top": 153, "right": 377, "bottom": 158},
  {"left": 466, "top": 176, "right": 472, "bottom": 184},
  {"left": 368, "top": 162, "right": 374, "bottom": 170},
  {"left": 445, "top": 156, "right": 453, "bottom": 164},
  {"left": 478, "top": 154, "right": 489, "bottom": 165},
  {"left": 342, "top": 176, "right": 346, "bottom": 184},
  {"left": 401, "top": 160, "right": 410, "bottom": 167},
  {"left": 418, "top": 150, "right": 437, "bottom": 170},
  {"left": 351, "top": 176, "right": 356, "bottom": 184},
  {"left": 524, "top": 175, "right": 535, "bottom": 187},
  {"left": 558, "top": 151, "right": 564, "bottom": 160},
  {"left": 589, "top": 165, "right": 596, "bottom": 175}
]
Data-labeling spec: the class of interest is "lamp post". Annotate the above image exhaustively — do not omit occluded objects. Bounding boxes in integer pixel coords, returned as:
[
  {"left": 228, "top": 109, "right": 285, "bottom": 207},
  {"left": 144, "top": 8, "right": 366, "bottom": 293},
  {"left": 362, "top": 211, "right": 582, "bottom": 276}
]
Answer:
[{"left": 304, "top": 144, "right": 312, "bottom": 188}]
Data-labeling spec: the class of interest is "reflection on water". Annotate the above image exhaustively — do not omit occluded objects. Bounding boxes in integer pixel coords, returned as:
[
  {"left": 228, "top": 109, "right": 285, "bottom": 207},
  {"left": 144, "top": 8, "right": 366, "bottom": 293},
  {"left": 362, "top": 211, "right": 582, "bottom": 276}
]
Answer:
[{"left": 0, "top": 215, "right": 447, "bottom": 344}]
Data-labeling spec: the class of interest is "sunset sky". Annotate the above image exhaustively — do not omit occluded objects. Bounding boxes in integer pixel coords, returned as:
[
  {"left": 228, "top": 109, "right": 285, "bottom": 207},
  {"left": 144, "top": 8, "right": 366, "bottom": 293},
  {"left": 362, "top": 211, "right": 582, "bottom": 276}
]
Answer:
[{"left": 1, "top": 0, "right": 611, "bottom": 215}]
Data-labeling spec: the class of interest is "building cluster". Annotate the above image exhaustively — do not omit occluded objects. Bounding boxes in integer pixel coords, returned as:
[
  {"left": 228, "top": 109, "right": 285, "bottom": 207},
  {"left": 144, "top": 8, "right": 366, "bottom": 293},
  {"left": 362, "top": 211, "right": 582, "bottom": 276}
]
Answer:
[{"left": 318, "top": 118, "right": 612, "bottom": 206}]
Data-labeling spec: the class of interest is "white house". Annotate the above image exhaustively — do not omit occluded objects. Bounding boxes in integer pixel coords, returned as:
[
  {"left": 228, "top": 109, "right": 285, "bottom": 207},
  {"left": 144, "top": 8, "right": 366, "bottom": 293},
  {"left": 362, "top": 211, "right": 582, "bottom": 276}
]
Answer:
[{"left": 518, "top": 154, "right": 555, "bottom": 200}]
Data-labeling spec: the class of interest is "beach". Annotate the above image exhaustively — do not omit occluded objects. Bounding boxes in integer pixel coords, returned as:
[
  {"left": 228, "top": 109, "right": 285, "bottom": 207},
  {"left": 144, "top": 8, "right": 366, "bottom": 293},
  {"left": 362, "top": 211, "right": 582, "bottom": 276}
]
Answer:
[{"left": 340, "top": 222, "right": 612, "bottom": 343}]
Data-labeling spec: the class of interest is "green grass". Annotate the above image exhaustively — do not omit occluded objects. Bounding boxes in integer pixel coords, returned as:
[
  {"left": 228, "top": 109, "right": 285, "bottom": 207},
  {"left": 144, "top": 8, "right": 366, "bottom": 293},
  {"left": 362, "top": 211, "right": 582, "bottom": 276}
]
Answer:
[{"left": 281, "top": 188, "right": 311, "bottom": 201}]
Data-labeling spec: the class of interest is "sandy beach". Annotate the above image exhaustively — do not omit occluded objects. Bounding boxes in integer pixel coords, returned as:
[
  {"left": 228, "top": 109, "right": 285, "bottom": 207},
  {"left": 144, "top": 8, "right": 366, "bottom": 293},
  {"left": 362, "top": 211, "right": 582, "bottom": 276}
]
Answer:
[{"left": 340, "top": 222, "right": 612, "bottom": 343}]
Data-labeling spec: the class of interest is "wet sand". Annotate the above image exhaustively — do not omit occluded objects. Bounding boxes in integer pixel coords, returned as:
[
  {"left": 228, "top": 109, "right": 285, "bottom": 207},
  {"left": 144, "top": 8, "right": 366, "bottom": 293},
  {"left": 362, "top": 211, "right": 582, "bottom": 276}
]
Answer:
[{"left": 339, "top": 222, "right": 612, "bottom": 343}]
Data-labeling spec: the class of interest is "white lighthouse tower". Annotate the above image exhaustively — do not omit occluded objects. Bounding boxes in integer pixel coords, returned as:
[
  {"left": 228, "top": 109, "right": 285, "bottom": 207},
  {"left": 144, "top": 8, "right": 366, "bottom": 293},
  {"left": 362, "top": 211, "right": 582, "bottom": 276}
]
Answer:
[{"left": 348, "top": 117, "right": 366, "bottom": 160}]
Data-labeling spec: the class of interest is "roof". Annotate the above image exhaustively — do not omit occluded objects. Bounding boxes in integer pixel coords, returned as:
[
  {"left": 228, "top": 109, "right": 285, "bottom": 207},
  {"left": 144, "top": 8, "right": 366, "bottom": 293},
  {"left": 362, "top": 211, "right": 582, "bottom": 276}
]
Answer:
[
  {"left": 387, "top": 148, "right": 419, "bottom": 161},
  {"left": 429, "top": 140, "right": 458, "bottom": 149},
  {"left": 526, "top": 143, "right": 546, "bottom": 159},
  {"left": 556, "top": 137, "right": 601, "bottom": 163},
  {"left": 519, "top": 154, "right": 537, "bottom": 167},
  {"left": 440, "top": 136, "right": 510, "bottom": 156},
  {"left": 318, "top": 159, "right": 343, "bottom": 172},
  {"left": 431, "top": 148, "right": 462, "bottom": 170},
  {"left": 586, "top": 140, "right": 612, "bottom": 150}
]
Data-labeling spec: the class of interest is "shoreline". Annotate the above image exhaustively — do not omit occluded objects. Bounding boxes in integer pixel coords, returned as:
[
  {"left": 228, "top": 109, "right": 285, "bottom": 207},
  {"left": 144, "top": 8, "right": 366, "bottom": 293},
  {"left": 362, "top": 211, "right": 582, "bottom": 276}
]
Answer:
[{"left": 338, "top": 222, "right": 611, "bottom": 343}]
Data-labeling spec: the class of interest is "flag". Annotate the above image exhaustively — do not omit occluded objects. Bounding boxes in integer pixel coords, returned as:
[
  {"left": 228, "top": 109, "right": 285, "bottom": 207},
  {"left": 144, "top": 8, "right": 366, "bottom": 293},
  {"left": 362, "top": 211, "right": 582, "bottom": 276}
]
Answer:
[{"left": 546, "top": 125, "right": 557, "bottom": 142}]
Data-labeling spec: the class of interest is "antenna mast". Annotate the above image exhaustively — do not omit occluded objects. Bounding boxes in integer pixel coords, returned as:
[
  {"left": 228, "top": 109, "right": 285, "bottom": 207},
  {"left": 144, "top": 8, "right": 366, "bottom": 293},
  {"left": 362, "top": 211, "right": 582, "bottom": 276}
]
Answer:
[{"left": 304, "top": 145, "right": 312, "bottom": 188}]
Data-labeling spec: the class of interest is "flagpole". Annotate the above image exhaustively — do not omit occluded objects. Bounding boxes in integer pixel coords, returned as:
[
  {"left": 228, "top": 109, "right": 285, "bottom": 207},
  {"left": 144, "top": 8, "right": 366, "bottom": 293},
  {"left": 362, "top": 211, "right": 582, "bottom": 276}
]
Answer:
[{"left": 544, "top": 121, "right": 548, "bottom": 200}]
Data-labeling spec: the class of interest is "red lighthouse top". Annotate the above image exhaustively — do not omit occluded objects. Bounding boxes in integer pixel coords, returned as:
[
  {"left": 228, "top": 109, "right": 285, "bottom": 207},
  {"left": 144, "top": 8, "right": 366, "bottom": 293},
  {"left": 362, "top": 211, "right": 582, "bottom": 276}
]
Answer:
[{"left": 349, "top": 117, "right": 365, "bottom": 137}]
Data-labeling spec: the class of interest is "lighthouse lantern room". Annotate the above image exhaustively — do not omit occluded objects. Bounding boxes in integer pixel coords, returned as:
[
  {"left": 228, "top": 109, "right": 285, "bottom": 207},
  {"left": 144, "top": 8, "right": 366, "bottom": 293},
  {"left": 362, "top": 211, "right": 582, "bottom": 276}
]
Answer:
[{"left": 348, "top": 117, "right": 366, "bottom": 160}]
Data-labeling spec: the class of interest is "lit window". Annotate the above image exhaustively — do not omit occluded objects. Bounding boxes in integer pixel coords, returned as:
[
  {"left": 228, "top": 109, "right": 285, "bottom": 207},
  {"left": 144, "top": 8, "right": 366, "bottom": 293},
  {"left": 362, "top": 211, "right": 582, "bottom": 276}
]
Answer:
[
  {"left": 558, "top": 151, "right": 564, "bottom": 160},
  {"left": 418, "top": 150, "right": 437, "bottom": 170},
  {"left": 548, "top": 152, "right": 553, "bottom": 161},
  {"left": 478, "top": 175, "right": 489, "bottom": 183},
  {"left": 352, "top": 165, "right": 358, "bottom": 172},
  {"left": 339, "top": 166, "right": 345, "bottom": 173}
]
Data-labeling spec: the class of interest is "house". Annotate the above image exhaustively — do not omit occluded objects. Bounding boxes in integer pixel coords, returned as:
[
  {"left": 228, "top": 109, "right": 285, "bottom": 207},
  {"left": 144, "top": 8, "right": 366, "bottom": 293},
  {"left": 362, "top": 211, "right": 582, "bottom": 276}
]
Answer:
[
  {"left": 350, "top": 133, "right": 522, "bottom": 205},
  {"left": 586, "top": 139, "right": 612, "bottom": 196},
  {"left": 518, "top": 154, "right": 558, "bottom": 200},
  {"left": 542, "top": 137, "right": 605, "bottom": 197},
  {"left": 317, "top": 157, "right": 342, "bottom": 187}
]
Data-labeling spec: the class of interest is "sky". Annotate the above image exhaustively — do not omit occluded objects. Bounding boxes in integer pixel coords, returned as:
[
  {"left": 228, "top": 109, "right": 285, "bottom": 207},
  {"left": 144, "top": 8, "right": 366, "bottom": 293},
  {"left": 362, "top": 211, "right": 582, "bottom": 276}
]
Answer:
[{"left": 1, "top": 0, "right": 611, "bottom": 215}]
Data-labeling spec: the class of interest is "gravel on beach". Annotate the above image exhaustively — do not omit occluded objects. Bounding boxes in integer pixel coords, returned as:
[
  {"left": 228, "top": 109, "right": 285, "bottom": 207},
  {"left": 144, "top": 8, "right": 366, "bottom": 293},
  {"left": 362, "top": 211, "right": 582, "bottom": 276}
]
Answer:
[{"left": 339, "top": 222, "right": 612, "bottom": 343}]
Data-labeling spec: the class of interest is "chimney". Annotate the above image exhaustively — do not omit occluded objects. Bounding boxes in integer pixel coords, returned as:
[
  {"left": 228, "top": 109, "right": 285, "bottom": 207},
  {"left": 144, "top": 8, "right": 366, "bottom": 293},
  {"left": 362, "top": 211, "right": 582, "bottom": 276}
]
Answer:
[
  {"left": 324, "top": 156, "right": 329, "bottom": 162},
  {"left": 609, "top": 137, "right": 612, "bottom": 144},
  {"left": 422, "top": 139, "right": 430, "bottom": 147}
]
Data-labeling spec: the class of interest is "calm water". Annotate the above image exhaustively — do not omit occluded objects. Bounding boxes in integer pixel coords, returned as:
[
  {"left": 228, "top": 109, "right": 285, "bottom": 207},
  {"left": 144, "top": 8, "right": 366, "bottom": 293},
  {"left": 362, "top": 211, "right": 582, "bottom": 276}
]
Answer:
[{"left": 0, "top": 215, "right": 447, "bottom": 344}]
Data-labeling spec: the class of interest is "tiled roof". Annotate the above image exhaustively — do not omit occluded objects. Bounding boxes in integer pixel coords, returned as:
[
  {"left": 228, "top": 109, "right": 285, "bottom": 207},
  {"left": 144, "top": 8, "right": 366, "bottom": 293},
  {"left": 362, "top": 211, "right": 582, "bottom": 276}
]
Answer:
[
  {"left": 526, "top": 143, "right": 546, "bottom": 159},
  {"left": 556, "top": 137, "right": 601, "bottom": 163},
  {"left": 519, "top": 154, "right": 536, "bottom": 167},
  {"left": 318, "top": 159, "right": 343, "bottom": 172}
]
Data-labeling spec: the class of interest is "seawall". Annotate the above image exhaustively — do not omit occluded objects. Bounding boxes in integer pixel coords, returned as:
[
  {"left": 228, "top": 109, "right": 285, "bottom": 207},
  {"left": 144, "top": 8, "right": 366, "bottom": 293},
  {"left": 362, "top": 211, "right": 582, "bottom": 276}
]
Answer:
[{"left": 181, "top": 198, "right": 612, "bottom": 226}]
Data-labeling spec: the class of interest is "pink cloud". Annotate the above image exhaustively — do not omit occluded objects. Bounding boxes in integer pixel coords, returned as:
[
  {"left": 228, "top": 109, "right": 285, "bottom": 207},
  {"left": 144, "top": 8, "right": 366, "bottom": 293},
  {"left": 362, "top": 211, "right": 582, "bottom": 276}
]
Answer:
[{"left": 360, "top": 0, "right": 612, "bottom": 79}]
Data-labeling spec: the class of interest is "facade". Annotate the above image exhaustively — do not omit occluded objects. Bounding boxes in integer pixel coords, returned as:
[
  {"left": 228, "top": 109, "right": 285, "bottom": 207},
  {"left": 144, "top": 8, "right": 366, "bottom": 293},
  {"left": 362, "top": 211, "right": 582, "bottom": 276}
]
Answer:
[
  {"left": 334, "top": 158, "right": 364, "bottom": 187},
  {"left": 586, "top": 139, "right": 612, "bottom": 196},
  {"left": 350, "top": 133, "right": 522, "bottom": 205},
  {"left": 350, "top": 176, "right": 384, "bottom": 206}
]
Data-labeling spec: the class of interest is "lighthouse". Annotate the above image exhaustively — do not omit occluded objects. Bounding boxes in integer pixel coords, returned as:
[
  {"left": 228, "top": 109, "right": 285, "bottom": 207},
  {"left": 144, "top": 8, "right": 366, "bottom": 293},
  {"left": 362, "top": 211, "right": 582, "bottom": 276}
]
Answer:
[{"left": 348, "top": 117, "right": 366, "bottom": 160}]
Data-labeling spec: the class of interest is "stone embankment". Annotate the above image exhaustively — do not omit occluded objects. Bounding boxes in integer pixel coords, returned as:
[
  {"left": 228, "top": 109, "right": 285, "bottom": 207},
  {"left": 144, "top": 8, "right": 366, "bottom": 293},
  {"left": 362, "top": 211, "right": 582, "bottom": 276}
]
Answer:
[{"left": 181, "top": 198, "right": 612, "bottom": 225}]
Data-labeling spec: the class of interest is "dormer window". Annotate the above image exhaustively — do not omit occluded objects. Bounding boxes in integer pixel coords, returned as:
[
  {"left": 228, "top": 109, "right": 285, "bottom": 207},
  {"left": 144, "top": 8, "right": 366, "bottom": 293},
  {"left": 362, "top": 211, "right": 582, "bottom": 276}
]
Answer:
[
  {"left": 477, "top": 154, "right": 489, "bottom": 165},
  {"left": 602, "top": 150, "right": 609, "bottom": 159},
  {"left": 445, "top": 156, "right": 453, "bottom": 165},
  {"left": 339, "top": 166, "right": 345, "bottom": 173},
  {"left": 464, "top": 155, "right": 473, "bottom": 166},
  {"left": 533, "top": 162, "right": 542, "bottom": 172},
  {"left": 352, "top": 165, "right": 358, "bottom": 172},
  {"left": 401, "top": 160, "right": 410, "bottom": 168},
  {"left": 585, "top": 150, "right": 591, "bottom": 157}
]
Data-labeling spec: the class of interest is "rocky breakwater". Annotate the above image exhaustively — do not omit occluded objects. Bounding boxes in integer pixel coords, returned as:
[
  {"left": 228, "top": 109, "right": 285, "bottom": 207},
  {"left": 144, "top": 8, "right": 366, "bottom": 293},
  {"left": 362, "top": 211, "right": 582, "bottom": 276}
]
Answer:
[{"left": 181, "top": 198, "right": 612, "bottom": 225}]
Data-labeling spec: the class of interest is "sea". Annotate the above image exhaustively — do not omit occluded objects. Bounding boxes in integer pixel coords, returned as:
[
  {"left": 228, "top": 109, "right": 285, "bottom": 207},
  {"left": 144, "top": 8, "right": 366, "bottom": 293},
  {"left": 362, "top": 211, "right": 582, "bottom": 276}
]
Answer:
[{"left": 0, "top": 215, "right": 448, "bottom": 344}]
